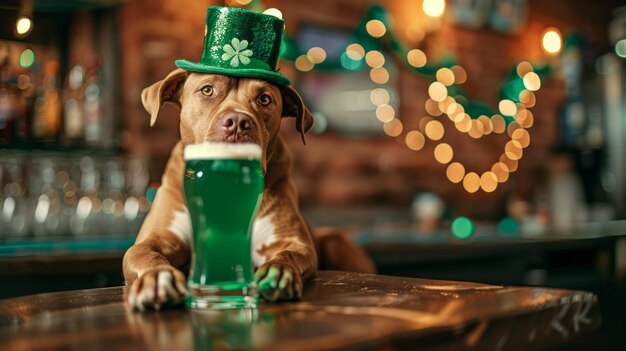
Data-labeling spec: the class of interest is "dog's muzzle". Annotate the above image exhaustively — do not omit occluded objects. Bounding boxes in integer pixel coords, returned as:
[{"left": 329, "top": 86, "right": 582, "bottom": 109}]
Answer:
[{"left": 217, "top": 111, "right": 257, "bottom": 143}]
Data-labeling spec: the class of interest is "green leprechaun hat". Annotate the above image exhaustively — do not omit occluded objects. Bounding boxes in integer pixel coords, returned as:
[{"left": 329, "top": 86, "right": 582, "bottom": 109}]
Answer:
[{"left": 175, "top": 6, "right": 290, "bottom": 86}]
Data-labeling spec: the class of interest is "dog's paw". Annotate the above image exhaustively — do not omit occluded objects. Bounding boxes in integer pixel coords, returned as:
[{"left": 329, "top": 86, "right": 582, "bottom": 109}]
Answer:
[
  {"left": 127, "top": 266, "right": 188, "bottom": 311},
  {"left": 254, "top": 262, "right": 303, "bottom": 302}
]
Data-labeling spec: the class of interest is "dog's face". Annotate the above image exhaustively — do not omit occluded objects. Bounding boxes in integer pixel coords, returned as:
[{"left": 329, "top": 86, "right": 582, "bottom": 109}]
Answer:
[{"left": 141, "top": 68, "right": 313, "bottom": 166}]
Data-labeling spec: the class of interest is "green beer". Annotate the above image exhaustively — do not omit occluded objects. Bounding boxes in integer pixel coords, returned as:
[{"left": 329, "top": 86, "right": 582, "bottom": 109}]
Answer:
[{"left": 183, "top": 143, "right": 264, "bottom": 309}]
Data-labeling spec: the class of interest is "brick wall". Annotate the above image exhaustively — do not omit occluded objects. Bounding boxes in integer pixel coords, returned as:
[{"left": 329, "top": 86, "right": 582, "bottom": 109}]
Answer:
[{"left": 117, "top": 0, "right": 614, "bottom": 219}]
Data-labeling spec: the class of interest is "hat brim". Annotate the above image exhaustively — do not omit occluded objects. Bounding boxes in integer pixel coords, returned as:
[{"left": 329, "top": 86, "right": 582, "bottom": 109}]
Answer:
[{"left": 175, "top": 60, "right": 291, "bottom": 87}]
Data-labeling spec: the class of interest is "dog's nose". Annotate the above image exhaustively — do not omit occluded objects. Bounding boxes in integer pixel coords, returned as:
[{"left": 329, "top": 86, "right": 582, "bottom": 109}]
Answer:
[{"left": 221, "top": 112, "right": 253, "bottom": 133}]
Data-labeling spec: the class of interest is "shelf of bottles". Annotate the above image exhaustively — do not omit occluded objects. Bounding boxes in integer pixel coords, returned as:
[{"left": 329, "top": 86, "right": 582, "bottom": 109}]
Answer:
[{"left": 1, "top": 39, "right": 147, "bottom": 241}]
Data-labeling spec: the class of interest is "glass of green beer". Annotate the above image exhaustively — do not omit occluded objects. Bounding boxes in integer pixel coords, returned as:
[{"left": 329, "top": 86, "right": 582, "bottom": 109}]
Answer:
[{"left": 183, "top": 142, "right": 264, "bottom": 309}]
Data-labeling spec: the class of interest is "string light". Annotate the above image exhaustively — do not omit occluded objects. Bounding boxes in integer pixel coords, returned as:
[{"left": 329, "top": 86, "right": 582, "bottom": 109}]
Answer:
[{"left": 297, "top": 5, "right": 548, "bottom": 194}]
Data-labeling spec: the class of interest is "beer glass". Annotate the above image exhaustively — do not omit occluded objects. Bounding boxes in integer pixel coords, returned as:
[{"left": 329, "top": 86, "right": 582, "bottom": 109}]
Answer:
[{"left": 183, "top": 142, "right": 264, "bottom": 309}]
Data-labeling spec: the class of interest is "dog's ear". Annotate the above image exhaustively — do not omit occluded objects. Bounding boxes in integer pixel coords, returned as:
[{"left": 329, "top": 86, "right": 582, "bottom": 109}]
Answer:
[
  {"left": 281, "top": 86, "right": 314, "bottom": 145},
  {"left": 141, "top": 68, "right": 188, "bottom": 127}
]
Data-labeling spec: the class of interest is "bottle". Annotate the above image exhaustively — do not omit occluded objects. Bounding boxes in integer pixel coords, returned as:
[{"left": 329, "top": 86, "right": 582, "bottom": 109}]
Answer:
[
  {"left": 0, "top": 55, "right": 16, "bottom": 145},
  {"left": 84, "top": 57, "right": 104, "bottom": 146},
  {"left": 63, "top": 64, "right": 86, "bottom": 145},
  {"left": 32, "top": 61, "right": 61, "bottom": 141}
]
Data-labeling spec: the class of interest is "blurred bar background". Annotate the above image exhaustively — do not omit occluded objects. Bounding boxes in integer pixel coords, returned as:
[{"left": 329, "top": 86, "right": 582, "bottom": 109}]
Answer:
[{"left": 1, "top": 0, "right": 626, "bottom": 348}]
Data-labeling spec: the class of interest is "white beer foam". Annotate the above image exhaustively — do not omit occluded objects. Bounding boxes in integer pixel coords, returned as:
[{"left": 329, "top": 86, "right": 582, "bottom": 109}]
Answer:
[{"left": 184, "top": 142, "right": 262, "bottom": 160}]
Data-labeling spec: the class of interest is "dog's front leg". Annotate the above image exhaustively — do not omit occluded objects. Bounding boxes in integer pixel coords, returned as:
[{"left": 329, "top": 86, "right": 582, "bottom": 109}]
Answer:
[
  {"left": 253, "top": 182, "right": 318, "bottom": 302},
  {"left": 123, "top": 143, "right": 191, "bottom": 310}
]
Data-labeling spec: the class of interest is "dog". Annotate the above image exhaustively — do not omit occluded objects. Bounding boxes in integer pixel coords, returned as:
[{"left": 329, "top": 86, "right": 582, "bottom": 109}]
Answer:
[{"left": 123, "top": 68, "right": 375, "bottom": 310}]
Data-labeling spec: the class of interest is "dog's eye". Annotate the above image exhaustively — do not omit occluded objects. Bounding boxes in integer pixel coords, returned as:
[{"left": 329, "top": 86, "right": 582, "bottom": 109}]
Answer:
[
  {"left": 257, "top": 94, "right": 272, "bottom": 106},
  {"left": 200, "top": 85, "right": 213, "bottom": 96}
]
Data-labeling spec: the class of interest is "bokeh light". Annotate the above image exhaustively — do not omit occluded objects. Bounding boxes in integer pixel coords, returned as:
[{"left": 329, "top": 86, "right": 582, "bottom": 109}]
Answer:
[
  {"left": 480, "top": 171, "right": 498, "bottom": 192},
  {"left": 434, "top": 143, "right": 453, "bottom": 164},
  {"left": 467, "top": 119, "right": 485, "bottom": 139},
  {"left": 263, "top": 8, "right": 283, "bottom": 19},
  {"left": 425, "top": 99, "right": 442, "bottom": 116},
  {"left": 418, "top": 116, "right": 433, "bottom": 132},
  {"left": 505, "top": 140, "right": 523, "bottom": 160},
  {"left": 383, "top": 118, "right": 403, "bottom": 137},
  {"left": 478, "top": 115, "right": 493, "bottom": 135},
  {"left": 616, "top": 39, "right": 626, "bottom": 58},
  {"left": 425, "top": 120, "right": 445, "bottom": 140},
  {"left": 542, "top": 27, "right": 562, "bottom": 54},
  {"left": 436, "top": 67, "right": 455, "bottom": 86},
  {"left": 19, "top": 49, "right": 35, "bottom": 68},
  {"left": 491, "top": 162, "right": 510, "bottom": 183},
  {"left": 511, "top": 128, "right": 530, "bottom": 148},
  {"left": 370, "top": 88, "right": 390, "bottom": 106},
  {"left": 376, "top": 104, "right": 395, "bottom": 122},
  {"left": 500, "top": 154, "right": 519, "bottom": 172},
  {"left": 491, "top": 114, "right": 506, "bottom": 134},
  {"left": 423, "top": 0, "right": 445, "bottom": 18},
  {"left": 346, "top": 43, "right": 365, "bottom": 60},
  {"left": 516, "top": 61, "right": 533, "bottom": 78},
  {"left": 295, "top": 55, "right": 314, "bottom": 72},
  {"left": 365, "top": 50, "right": 385, "bottom": 68},
  {"left": 307, "top": 47, "right": 327, "bottom": 64},
  {"left": 370, "top": 67, "right": 390, "bottom": 84},
  {"left": 516, "top": 109, "right": 534, "bottom": 128},
  {"left": 498, "top": 99, "right": 517, "bottom": 116},
  {"left": 428, "top": 81, "right": 448, "bottom": 102},
  {"left": 407, "top": 49, "right": 427, "bottom": 68},
  {"left": 523, "top": 72, "right": 541, "bottom": 91},
  {"left": 463, "top": 172, "right": 480, "bottom": 193},
  {"left": 405, "top": 130, "right": 426, "bottom": 151},
  {"left": 455, "top": 113, "right": 472, "bottom": 133},
  {"left": 366, "top": 19, "right": 386, "bottom": 38},
  {"left": 446, "top": 162, "right": 465, "bottom": 183},
  {"left": 451, "top": 65, "right": 467, "bottom": 84},
  {"left": 16, "top": 16, "right": 32, "bottom": 36},
  {"left": 451, "top": 217, "right": 475, "bottom": 239},
  {"left": 497, "top": 217, "right": 520, "bottom": 236}
]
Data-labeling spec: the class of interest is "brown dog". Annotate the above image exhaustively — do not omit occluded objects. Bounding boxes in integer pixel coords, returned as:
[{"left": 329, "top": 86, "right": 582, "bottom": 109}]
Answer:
[{"left": 123, "top": 68, "right": 374, "bottom": 310}]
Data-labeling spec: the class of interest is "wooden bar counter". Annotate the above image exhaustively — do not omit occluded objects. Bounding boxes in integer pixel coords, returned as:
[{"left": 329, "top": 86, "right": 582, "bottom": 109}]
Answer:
[{"left": 0, "top": 271, "right": 599, "bottom": 350}]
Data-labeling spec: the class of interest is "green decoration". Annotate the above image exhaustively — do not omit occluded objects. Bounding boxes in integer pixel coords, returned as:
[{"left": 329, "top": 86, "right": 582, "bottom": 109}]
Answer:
[{"left": 176, "top": 6, "right": 290, "bottom": 87}]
